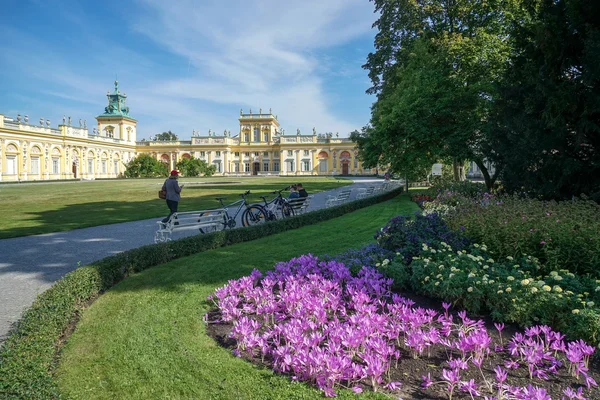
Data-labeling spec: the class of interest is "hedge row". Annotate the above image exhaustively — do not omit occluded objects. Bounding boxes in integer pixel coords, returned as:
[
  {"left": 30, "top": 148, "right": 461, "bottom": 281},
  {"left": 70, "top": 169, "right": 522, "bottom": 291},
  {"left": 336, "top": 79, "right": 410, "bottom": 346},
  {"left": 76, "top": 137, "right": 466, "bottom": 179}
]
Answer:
[{"left": 0, "top": 187, "right": 403, "bottom": 399}]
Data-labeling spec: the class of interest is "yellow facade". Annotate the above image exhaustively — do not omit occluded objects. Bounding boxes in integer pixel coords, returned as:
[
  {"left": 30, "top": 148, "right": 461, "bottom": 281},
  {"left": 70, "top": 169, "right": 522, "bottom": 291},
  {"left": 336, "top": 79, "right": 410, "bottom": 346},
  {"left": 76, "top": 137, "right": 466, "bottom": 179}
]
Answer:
[{"left": 0, "top": 83, "right": 371, "bottom": 182}]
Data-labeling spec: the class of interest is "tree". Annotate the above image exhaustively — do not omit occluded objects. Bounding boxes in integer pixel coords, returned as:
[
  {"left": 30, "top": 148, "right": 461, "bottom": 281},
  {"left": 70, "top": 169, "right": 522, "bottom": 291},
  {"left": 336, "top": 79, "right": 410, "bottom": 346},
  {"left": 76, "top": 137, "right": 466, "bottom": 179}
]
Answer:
[
  {"left": 358, "top": 0, "right": 522, "bottom": 189},
  {"left": 490, "top": 0, "right": 600, "bottom": 200},
  {"left": 124, "top": 154, "right": 169, "bottom": 178},
  {"left": 155, "top": 131, "right": 178, "bottom": 141},
  {"left": 175, "top": 156, "right": 216, "bottom": 177}
]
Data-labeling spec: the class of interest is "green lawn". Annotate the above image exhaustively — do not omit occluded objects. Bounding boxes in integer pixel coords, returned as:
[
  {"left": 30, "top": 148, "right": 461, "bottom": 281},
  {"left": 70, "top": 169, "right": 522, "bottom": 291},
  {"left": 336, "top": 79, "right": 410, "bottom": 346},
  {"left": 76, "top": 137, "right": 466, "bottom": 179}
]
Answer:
[
  {"left": 56, "top": 195, "right": 419, "bottom": 400},
  {"left": 0, "top": 177, "right": 350, "bottom": 239}
]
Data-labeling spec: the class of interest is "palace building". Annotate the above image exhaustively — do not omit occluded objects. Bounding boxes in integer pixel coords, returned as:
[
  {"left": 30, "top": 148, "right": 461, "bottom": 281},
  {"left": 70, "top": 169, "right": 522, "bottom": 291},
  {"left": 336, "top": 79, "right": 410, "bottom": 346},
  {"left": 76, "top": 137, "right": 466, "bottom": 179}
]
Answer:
[{"left": 0, "top": 81, "right": 370, "bottom": 182}]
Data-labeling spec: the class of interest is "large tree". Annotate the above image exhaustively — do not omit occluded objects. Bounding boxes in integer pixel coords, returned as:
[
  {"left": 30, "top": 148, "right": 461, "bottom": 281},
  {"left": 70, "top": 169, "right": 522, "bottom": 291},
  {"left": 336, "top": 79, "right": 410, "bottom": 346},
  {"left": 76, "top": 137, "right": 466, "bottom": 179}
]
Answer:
[
  {"left": 155, "top": 131, "right": 178, "bottom": 141},
  {"left": 123, "top": 154, "right": 169, "bottom": 178},
  {"left": 175, "top": 157, "right": 216, "bottom": 177},
  {"left": 490, "top": 0, "right": 600, "bottom": 200},
  {"left": 358, "top": 0, "right": 522, "bottom": 188}
]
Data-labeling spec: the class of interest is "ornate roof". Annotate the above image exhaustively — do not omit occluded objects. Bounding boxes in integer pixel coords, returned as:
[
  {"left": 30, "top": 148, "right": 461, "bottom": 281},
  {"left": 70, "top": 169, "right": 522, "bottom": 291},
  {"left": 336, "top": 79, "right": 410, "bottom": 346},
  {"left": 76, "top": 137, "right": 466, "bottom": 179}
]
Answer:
[{"left": 96, "top": 80, "right": 137, "bottom": 121}]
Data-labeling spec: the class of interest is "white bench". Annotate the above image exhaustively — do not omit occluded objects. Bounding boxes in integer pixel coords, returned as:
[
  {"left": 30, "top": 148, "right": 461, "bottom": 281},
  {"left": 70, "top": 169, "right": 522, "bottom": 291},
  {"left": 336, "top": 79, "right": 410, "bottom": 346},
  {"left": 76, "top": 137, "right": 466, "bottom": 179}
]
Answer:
[
  {"left": 356, "top": 186, "right": 375, "bottom": 199},
  {"left": 287, "top": 195, "right": 313, "bottom": 215},
  {"left": 155, "top": 209, "right": 226, "bottom": 243},
  {"left": 325, "top": 190, "right": 352, "bottom": 208}
]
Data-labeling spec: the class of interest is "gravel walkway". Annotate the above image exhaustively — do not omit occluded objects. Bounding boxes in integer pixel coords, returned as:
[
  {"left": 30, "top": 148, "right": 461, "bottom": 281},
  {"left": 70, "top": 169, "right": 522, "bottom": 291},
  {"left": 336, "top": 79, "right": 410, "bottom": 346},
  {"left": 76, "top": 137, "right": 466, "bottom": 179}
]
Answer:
[{"left": 0, "top": 178, "right": 389, "bottom": 341}]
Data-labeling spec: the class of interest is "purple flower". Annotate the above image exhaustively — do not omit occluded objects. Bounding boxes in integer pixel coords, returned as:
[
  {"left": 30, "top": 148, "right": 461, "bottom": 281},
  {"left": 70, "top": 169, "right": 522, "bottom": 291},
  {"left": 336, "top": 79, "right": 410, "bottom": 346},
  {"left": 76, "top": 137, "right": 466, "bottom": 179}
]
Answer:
[{"left": 494, "top": 366, "right": 507, "bottom": 383}]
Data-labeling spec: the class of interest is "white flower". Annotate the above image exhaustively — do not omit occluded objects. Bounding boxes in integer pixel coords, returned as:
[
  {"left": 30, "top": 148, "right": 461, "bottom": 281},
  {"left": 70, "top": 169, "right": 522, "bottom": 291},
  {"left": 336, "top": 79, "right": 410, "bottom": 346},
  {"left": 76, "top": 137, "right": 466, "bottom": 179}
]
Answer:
[
  {"left": 543, "top": 285, "right": 552, "bottom": 292},
  {"left": 572, "top": 309, "right": 580, "bottom": 314},
  {"left": 553, "top": 275, "right": 563, "bottom": 281},
  {"left": 507, "top": 276, "right": 515, "bottom": 281},
  {"left": 483, "top": 265, "right": 489, "bottom": 270},
  {"left": 505, "top": 287, "right": 512, "bottom": 293},
  {"left": 521, "top": 279, "right": 530, "bottom": 286},
  {"left": 449, "top": 273, "right": 455, "bottom": 278},
  {"left": 468, "top": 273, "right": 476, "bottom": 278},
  {"left": 467, "top": 287, "right": 473, "bottom": 292},
  {"left": 553, "top": 286, "right": 563, "bottom": 293},
  {"left": 587, "top": 302, "right": 595, "bottom": 307},
  {"left": 435, "top": 282, "right": 440, "bottom": 286},
  {"left": 531, "top": 287, "right": 539, "bottom": 293},
  {"left": 506, "top": 256, "right": 514, "bottom": 261}
]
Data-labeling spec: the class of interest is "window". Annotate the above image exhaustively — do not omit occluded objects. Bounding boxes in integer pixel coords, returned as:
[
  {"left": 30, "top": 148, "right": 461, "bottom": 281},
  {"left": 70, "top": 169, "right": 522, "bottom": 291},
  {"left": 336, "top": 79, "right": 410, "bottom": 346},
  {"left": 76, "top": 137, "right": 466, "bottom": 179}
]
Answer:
[
  {"left": 244, "top": 152, "right": 250, "bottom": 157},
  {"left": 254, "top": 152, "right": 259, "bottom": 157},
  {"left": 288, "top": 160, "right": 295, "bottom": 172},
  {"left": 354, "top": 158, "right": 358, "bottom": 168},
  {"left": 235, "top": 152, "right": 240, "bottom": 157},
  {"left": 287, "top": 150, "right": 293, "bottom": 156},
  {"left": 319, "top": 160, "right": 327, "bottom": 172},
  {"left": 244, "top": 133, "right": 249, "bottom": 142},
  {"left": 114, "top": 160, "right": 119, "bottom": 174},
  {"left": 302, "top": 161, "right": 310, "bottom": 172},
  {"left": 234, "top": 163, "right": 240, "bottom": 172},
  {"left": 52, "top": 158, "right": 60, "bottom": 174},
  {"left": 216, "top": 151, "right": 221, "bottom": 157},
  {"left": 244, "top": 163, "right": 250, "bottom": 172},
  {"left": 214, "top": 162, "right": 221, "bottom": 172},
  {"left": 200, "top": 151, "right": 206, "bottom": 157},
  {"left": 88, "top": 159, "right": 94, "bottom": 173},
  {"left": 253, "top": 127, "right": 260, "bottom": 142},
  {"left": 263, "top": 151, "right": 269, "bottom": 157},
  {"left": 263, "top": 133, "right": 268, "bottom": 142},
  {"left": 303, "top": 150, "right": 309, "bottom": 156},
  {"left": 263, "top": 162, "right": 269, "bottom": 172},
  {"left": 101, "top": 160, "right": 107, "bottom": 173},
  {"left": 105, "top": 127, "right": 114, "bottom": 138},
  {"left": 31, "top": 157, "right": 40, "bottom": 175},
  {"left": 6, "top": 155, "right": 16, "bottom": 175},
  {"left": 273, "top": 161, "right": 280, "bottom": 172}
]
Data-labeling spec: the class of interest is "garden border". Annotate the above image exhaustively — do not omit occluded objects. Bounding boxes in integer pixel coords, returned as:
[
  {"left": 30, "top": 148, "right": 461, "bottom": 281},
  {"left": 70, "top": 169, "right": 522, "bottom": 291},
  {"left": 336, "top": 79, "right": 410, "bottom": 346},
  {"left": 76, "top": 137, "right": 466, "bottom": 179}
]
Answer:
[{"left": 0, "top": 187, "right": 403, "bottom": 399}]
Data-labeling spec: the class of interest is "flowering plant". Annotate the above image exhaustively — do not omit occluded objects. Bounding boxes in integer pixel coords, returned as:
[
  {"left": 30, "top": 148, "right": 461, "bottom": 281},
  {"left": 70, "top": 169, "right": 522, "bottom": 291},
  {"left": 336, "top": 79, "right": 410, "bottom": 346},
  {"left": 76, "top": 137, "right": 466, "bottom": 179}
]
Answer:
[{"left": 208, "top": 254, "right": 599, "bottom": 398}]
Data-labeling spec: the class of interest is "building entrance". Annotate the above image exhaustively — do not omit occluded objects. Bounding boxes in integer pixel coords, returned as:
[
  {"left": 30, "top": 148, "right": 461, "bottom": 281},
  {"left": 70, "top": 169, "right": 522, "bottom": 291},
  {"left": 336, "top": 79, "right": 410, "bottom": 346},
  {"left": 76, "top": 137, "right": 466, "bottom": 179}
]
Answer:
[{"left": 253, "top": 162, "right": 260, "bottom": 175}]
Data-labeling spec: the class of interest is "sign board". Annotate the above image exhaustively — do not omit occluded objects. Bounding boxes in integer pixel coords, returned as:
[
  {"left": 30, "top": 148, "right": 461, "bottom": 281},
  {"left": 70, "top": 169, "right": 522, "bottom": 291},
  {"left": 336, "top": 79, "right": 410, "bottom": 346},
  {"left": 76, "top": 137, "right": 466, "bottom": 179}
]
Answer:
[{"left": 432, "top": 163, "right": 443, "bottom": 176}]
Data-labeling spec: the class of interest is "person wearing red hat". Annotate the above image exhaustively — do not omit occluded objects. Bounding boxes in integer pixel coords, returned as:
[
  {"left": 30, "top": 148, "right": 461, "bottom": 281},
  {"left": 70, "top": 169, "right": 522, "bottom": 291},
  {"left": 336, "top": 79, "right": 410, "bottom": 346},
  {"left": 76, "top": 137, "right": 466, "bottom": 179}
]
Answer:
[{"left": 161, "top": 170, "right": 184, "bottom": 223}]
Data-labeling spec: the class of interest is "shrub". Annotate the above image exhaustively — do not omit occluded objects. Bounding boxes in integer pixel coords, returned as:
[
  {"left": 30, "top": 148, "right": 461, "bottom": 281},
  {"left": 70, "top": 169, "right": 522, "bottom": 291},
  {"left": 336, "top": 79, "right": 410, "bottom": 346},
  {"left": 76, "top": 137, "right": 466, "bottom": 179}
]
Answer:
[
  {"left": 374, "top": 213, "right": 469, "bottom": 264},
  {"left": 442, "top": 195, "right": 600, "bottom": 277},
  {"left": 410, "top": 243, "right": 600, "bottom": 345}
]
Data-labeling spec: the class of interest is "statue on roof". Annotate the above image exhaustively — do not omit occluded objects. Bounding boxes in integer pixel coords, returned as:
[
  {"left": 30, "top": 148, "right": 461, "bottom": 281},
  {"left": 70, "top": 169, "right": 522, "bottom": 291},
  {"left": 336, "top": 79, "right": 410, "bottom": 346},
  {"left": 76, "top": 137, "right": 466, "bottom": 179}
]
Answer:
[
  {"left": 240, "top": 108, "right": 243, "bottom": 115},
  {"left": 313, "top": 127, "right": 316, "bottom": 135},
  {"left": 297, "top": 128, "right": 300, "bottom": 135}
]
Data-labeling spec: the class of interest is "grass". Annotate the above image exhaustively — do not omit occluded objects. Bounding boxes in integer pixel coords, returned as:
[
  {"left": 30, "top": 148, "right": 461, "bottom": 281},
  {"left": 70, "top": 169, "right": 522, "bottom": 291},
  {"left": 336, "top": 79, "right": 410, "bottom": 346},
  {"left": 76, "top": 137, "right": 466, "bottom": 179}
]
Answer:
[
  {"left": 55, "top": 195, "right": 419, "bottom": 400},
  {"left": 0, "top": 177, "right": 350, "bottom": 239}
]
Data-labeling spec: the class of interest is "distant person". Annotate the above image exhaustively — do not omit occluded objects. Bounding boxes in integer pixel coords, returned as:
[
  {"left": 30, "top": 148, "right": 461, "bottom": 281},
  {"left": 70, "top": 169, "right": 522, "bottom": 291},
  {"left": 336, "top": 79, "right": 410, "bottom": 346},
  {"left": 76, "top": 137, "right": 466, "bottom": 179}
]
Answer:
[
  {"left": 384, "top": 172, "right": 390, "bottom": 181},
  {"left": 288, "top": 185, "right": 300, "bottom": 199},
  {"left": 297, "top": 183, "right": 308, "bottom": 198},
  {"left": 161, "top": 170, "right": 184, "bottom": 223}
]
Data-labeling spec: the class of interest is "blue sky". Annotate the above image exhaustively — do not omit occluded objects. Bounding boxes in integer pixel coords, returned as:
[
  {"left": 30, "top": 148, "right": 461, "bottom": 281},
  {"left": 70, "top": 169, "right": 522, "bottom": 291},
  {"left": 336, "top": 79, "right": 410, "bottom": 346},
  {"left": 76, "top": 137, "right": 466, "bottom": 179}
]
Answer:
[{"left": 0, "top": 0, "right": 379, "bottom": 140}]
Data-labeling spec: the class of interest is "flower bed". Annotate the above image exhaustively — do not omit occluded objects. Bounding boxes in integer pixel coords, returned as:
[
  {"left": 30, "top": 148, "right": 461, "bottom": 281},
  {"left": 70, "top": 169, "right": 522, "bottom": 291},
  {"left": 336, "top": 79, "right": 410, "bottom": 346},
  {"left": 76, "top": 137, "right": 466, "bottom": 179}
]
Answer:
[
  {"left": 207, "top": 255, "right": 599, "bottom": 399},
  {"left": 427, "top": 192, "right": 600, "bottom": 278}
]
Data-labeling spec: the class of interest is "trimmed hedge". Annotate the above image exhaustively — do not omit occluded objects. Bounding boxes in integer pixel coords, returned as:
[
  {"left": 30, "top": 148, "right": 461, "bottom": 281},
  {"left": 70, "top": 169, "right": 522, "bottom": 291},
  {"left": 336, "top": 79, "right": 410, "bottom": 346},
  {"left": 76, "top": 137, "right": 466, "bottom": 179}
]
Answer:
[{"left": 0, "top": 187, "right": 403, "bottom": 399}]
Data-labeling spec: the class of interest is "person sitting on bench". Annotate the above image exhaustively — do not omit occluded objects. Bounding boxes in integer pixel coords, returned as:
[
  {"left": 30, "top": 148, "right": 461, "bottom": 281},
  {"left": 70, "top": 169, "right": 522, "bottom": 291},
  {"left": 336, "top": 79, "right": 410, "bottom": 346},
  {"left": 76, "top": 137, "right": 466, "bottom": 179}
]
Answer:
[{"left": 297, "top": 183, "right": 308, "bottom": 198}]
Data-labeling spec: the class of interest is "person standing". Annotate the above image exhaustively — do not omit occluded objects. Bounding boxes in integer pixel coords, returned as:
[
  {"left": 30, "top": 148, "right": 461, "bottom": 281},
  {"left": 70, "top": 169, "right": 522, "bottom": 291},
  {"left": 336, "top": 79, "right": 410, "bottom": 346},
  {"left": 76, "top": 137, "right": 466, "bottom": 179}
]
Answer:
[{"left": 161, "top": 170, "right": 184, "bottom": 223}]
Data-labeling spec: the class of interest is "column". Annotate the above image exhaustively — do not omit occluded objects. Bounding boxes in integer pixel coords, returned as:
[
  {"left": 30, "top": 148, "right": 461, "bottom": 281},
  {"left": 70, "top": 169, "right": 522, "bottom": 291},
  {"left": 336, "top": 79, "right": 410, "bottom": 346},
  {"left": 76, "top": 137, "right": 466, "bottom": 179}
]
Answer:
[
  {"left": 223, "top": 150, "right": 229, "bottom": 175},
  {"left": 295, "top": 149, "right": 300, "bottom": 176},
  {"left": 0, "top": 139, "right": 4, "bottom": 182},
  {"left": 280, "top": 150, "right": 286, "bottom": 175}
]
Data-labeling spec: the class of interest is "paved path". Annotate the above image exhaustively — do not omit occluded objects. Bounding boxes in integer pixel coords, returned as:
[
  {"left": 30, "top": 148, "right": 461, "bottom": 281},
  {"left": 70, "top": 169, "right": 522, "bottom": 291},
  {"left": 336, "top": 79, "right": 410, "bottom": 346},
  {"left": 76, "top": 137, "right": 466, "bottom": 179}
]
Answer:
[{"left": 0, "top": 177, "right": 389, "bottom": 340}]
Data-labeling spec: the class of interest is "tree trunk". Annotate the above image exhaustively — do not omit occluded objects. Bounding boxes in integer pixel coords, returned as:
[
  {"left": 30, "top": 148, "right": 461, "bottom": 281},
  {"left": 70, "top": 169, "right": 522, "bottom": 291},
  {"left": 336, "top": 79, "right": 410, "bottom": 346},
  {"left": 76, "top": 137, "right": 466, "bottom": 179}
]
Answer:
[
  {"left": 474, "top": 159, "right": 501, "bottom": 191},
  {"left": 453, "top": 159, "right": 466, "bottom": 181}
]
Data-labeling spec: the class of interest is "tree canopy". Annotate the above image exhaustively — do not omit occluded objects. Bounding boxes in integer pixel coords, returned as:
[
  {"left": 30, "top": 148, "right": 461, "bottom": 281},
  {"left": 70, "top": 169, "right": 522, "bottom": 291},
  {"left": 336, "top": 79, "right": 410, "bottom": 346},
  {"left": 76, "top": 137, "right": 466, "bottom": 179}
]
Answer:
[
  {"left": 175, "top": 157, "right": 216, "bottom": 177},
  {"left": 155, "top": 131, "right": 178, "bottom": 141},
  {"left": 123, "top": 154, "right": 169, "bottom": 178},
  {"left": 357, "top": 0, "right": 522, "bottom": 188}
]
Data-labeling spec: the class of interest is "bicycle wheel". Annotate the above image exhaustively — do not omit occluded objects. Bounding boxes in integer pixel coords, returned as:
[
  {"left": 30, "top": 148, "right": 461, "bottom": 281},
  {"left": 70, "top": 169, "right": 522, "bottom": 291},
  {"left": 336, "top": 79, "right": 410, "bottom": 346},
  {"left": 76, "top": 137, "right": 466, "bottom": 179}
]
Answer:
[
  {"left": 198, "top": 212, "right": 227, "bottom": 233},
  {"left": 279, "top": 202, "right": 295, "bottom": 219},
  {"left": 242, "top": 205, "right": 267, "bottom": 227}
]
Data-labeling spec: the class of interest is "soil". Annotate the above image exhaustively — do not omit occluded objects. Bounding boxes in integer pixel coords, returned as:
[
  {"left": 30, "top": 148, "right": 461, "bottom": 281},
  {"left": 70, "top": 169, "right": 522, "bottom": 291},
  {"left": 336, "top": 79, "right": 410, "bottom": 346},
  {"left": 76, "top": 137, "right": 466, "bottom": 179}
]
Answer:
[{"left": 206, "top": 290, "right": 600, "bottom": 399}]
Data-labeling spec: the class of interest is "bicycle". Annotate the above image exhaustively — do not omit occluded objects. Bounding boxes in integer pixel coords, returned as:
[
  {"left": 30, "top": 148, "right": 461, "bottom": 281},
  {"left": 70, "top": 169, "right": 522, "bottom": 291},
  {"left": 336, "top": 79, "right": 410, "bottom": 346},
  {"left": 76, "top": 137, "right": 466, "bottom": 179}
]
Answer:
[
  {"left": 204, "top": 190, "right": 266, "bottom": 230},
  {"left": 256, "top": 187, "right": 296, "bottom": 221}
]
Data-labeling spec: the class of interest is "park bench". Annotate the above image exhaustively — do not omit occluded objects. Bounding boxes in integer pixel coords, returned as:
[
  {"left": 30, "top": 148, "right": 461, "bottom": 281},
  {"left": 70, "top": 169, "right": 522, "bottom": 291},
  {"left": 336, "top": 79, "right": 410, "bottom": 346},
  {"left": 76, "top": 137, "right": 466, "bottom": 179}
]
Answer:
[
  {"left": 287, "top": 195, "right": 313, "bottom": 215},
  {"left": 356, "top": 186, "right": 375, "bottom": 200},
  {"left": 154, "top": 209, "right": 226, "bottom": 243},
  {"left": 325, "top": 189, "right": 352, "bottom": 208}
]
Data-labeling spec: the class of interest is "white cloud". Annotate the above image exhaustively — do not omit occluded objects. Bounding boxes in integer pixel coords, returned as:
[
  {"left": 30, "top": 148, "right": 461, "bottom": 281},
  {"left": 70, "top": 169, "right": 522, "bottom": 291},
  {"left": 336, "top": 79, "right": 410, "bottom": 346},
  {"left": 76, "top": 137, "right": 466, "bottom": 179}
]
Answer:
[{"left": 1, "top": 0, "right": 376, "bottom": 139}]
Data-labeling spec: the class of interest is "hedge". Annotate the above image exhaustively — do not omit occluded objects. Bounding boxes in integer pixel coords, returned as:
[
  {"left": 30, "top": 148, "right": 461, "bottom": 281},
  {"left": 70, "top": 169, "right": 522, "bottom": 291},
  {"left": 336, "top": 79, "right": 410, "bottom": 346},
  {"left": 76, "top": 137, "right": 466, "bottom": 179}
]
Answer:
[{"left": 0, "top": 187, "right": 403, "bottom": 399}]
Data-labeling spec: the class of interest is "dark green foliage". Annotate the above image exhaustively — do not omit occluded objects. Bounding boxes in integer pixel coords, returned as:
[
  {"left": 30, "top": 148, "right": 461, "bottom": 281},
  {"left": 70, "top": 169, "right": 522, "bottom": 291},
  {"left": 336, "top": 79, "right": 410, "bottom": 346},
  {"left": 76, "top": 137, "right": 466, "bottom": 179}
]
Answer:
[
  {"left": 374, "top": 213, "right": 470, "bottom": 263},
  {"left": 0, "top": 188, "right": 403, "bottom": 399},
  {"left": 154, "top": 131, "right": 178, "bottom": 141},
  {"left": 123, "top": 154, "right": 169, "bottom": 178},
  {"left": 491, "top": 0, "right": 600, "bottom": 199}
]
